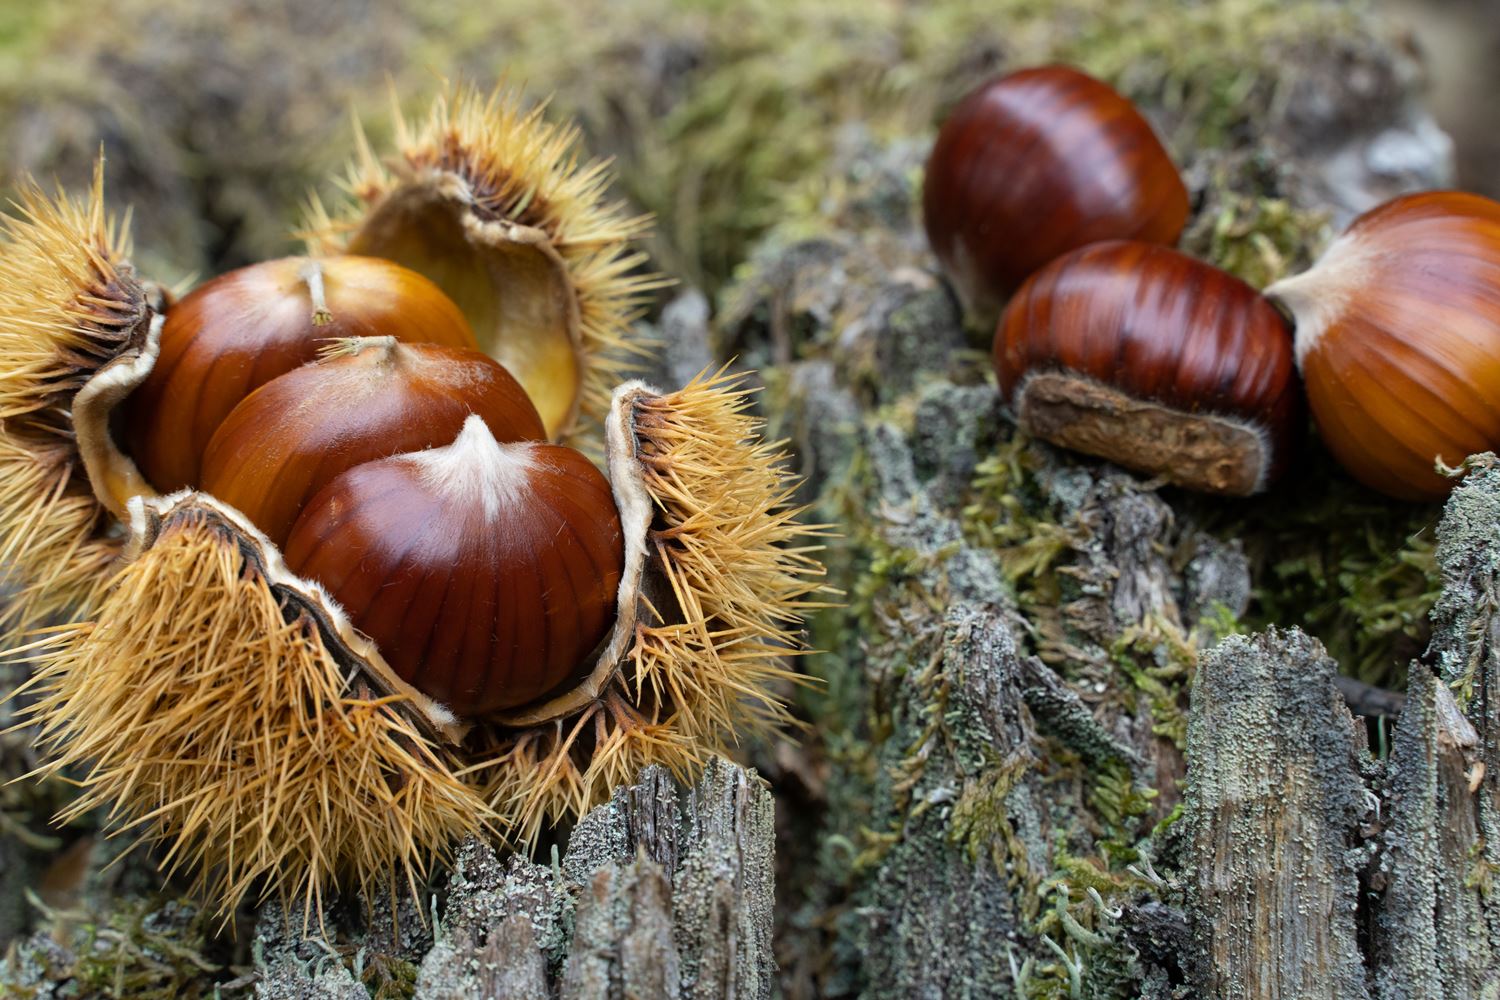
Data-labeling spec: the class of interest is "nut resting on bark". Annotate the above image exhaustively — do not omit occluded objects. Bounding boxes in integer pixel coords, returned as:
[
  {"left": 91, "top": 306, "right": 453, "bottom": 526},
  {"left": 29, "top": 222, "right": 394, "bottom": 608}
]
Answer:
[
  {"left": 1267, "top": 190, "right": 1500, "bottom": 501},
  {"left": 992, "top": 240, "right": 1303, "bottom": 495},
  {"left": 0, "top": 84, "right": 825, "bottom": 921}
]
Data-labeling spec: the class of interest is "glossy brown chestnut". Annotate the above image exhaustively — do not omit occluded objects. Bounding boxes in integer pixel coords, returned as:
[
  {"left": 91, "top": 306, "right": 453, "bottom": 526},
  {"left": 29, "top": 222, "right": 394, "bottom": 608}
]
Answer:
[
  {"left": 994, "top": 240, "right": 1302, "bottom": 495},
  {"left": 1266, "top": 191, "right": 1500, "bottom": 501},
  {"left": 124, "top": 255, "right": 480, "bottom": 492},
  {"left": 924, "top": 65, "right": 1189, "bottom": 315},
  {"left": 283, "top": 415, "right": 623, "bottom": 715},
  {"left": 200, "top": 338, "right": 545, "bottom": 546}
]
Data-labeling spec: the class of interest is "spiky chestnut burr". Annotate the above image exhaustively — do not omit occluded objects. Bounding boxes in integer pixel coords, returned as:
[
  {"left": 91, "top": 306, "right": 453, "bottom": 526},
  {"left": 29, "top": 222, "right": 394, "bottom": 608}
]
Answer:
[
  {"left": 923, "top": 65, "right": 1188, "bottom": 316},
  {"left": 0, "top": 160, "right": 160, "bottom": 634},
  {"left": 304, "top": 84, "right": 666, "bottom": 440},
  {"left": 124, "top": 255, "right": 482, "bottom": 492},
  {"left": 8, "top": 87, "right": 823, "bottom": 921},
  {"left": 200, "top": 337, "right": 545, "bottom": 546},
  {"left": 20, "top": 368, "right": 823, "bottom": 913},
  {"left": 21, "top": 492, "right": 495, "bottom": 917},
  {"left": 994, "top": 240, "right": 1302, "bottom": 495},
  {"left": 1266, "top": 191, "right": 1500, "bottom": 501}
]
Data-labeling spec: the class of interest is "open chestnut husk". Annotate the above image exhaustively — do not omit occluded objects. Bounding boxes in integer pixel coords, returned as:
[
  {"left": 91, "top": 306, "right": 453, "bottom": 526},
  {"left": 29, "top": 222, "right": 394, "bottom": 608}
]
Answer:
[
  {"left": 305, "top": 84, "right": 666, "bottom": 440},
  {"left": 7, "top": 87, "right": 824, "bottom": 918},
  {"left": 1266, "top": 191, "right": 1500, "bottom": 501},
  {"left": 23, "top": 367, "right": 822, "bottom": 911},
  {"left": 924, "top": 65, "right": 1189, "bottom": 317},
  {"left": 994, "top": 240, "right": 1303, "bottom": 495}
]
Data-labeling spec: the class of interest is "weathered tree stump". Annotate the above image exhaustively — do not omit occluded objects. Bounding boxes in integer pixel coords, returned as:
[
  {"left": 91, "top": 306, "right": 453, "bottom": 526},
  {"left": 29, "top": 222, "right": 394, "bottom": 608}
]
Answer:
[{"left": 251, "top": 758, "right": 774, "bottom": 1000}]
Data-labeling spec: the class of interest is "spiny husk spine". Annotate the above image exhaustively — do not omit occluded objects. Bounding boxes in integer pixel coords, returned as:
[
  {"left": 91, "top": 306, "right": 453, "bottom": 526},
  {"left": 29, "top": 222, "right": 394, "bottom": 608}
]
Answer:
[
  {"left": 0, "top": 159, "right": 147, "bottom": 425},
  {"left": 17, "top": 500, "right": 492, "bottom": 922},
  {"left": 482, "top": 368, "right": 829, "bottom": 843},
  {"left": 0, "top": 158, "right": 150, "bottom": 634},
  {"left": 305, "top": 82, "right": 667, "bottom": 425}
]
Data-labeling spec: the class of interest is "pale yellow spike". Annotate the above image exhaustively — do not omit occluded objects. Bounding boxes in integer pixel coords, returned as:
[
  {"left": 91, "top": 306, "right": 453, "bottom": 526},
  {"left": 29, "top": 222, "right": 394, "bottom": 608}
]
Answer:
[
  {"left": 0, "top": 160, "right": 148, "bottom": 635},
  {"left": 20, "top": 510, "right": 495, "bottom": 920}
]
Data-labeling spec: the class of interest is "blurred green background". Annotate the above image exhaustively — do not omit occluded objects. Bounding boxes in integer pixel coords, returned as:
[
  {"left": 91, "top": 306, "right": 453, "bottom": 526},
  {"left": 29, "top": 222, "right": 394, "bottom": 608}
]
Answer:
[{"left": 0, "top": 0, "right": 1491, "bottom": 291}]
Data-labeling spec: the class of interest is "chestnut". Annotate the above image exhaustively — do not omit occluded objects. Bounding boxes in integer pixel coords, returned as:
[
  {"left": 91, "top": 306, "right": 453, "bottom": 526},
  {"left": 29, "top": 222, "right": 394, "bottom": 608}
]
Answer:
[
  {"left": 284, "top": 416, "right": 623, "bottom": 714},
  {"left": 124, "top": 255, "right": 480, "bottom": 492},
  {"left": 923, "top": 65, "right": 1189, "bottom": 315},
  {"left": 1266, "top": 191, "right": 1500, "bottom": 501},
  {"left": 994, "top": 240, "right": 1302, "bottom": 495},
  {"left": 200, "top": 337, "right": 545, "bottom": 546}
]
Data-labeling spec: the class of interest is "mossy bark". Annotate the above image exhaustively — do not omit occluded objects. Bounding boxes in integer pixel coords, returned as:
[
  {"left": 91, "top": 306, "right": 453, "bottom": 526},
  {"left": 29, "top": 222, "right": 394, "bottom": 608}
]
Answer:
[
  {"left": 246, "top": 759, "right": 776, "bottom": 1000},
  {"left": 1185, "top": 629, "right": 1369, "bottom": 998},
  {"left": 711, "top": 44, "right": 1474, "bottom": 988}
]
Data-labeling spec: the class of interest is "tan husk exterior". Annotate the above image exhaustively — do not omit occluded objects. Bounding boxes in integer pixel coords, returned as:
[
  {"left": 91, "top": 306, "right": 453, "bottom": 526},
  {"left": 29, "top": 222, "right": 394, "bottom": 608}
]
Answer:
[{"left": 16, "top": 495, "right": 492, "bottom": 921}]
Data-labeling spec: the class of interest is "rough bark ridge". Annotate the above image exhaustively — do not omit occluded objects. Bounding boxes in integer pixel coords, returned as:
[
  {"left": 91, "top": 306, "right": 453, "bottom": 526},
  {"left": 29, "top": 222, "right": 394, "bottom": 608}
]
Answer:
[
  {"left": 1371, "top": 461, "right": 1500, "bottom": 998},
  {"left": 1185, "top": 629, "right": 1370, "bottom": 998},
  {"left": 256, "top": 758, "right": 774, "bottom": 1000}
]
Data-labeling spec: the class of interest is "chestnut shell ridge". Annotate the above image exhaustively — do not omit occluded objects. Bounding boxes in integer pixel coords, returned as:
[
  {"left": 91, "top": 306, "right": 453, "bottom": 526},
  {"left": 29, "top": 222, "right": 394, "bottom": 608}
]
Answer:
[
  {"left": 923, "top": 65, "right": 1189, "bottom": 314},
  {"left": 995, "top": 240, "right": 1303, "bottom": 495}
]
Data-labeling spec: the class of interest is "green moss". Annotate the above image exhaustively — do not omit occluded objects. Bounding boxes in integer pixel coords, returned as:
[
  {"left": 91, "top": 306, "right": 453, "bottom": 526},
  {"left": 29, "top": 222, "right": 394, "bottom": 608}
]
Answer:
[
  {"left": 1110, "top": 616, "right": 1197, "bottom": 749},
  {"left": 961, "top": 442, "right": 1073, "bottom": 608},
  {"left": 11, "top": 897, "right": 225, "bottom": 999},
  {"left": 1185, "top": 462, "right": 1441, "bottom": 691},
  {"left": 1089, "top": 764, "right": 1160, "bottom": 869},
  {"left": 356, "top": 951, "right": 419, "bottom": 1000},
  {"left": 1186, "top": 189, "right": 1332, "bottom": 289},
  {"left": 949, "top": 749, "right": 1034, "bottom": 884}
]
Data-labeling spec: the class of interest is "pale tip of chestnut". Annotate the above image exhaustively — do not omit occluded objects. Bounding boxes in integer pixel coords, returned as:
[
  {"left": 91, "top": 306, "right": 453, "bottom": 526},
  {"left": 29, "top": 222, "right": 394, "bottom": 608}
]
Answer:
[
  {"left": 402, "top": 413, "right": 540, "bottom": 518},
  {"left": 1263, "top": 231, "right": 1382, "bottom": 370}
]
